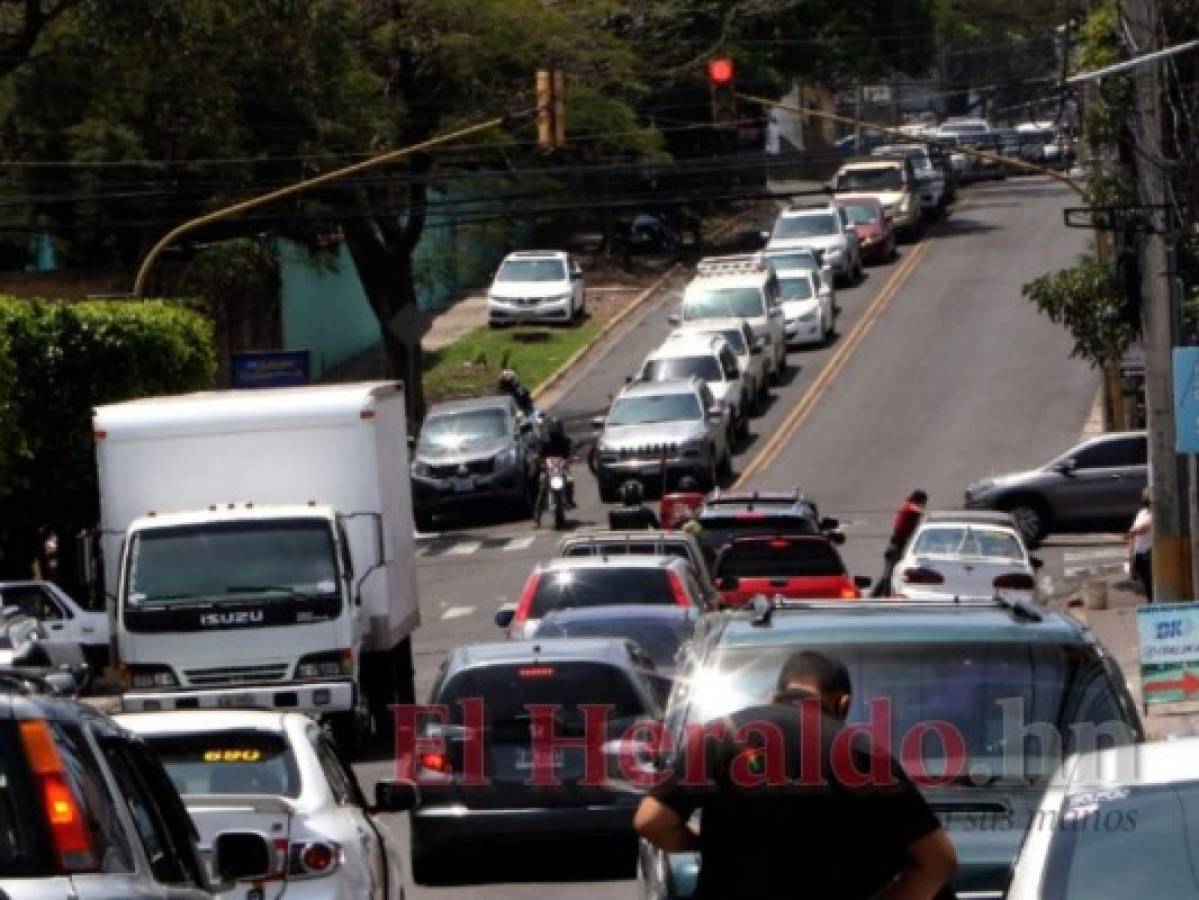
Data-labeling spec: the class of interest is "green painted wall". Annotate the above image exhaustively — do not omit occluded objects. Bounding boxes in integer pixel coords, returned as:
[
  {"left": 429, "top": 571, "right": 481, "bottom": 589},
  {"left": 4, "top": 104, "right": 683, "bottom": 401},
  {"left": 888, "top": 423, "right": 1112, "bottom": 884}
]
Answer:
[{"left": 279, "top": 180, "right": 533, "bottom": 377}]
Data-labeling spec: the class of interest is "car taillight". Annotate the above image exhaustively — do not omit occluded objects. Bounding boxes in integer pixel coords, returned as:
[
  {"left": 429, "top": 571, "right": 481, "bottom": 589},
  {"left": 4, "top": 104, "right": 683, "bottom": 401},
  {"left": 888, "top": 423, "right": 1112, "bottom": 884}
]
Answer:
[
  {"left": 667, "top": 571, "right": 694, "bottom": 607},
  {"left": 288, "top": 840, "right": 341, "bottom": 879},
  {"left": 838, "top": 584, "right": 859, "bottom": 599},
  {"left": 511, "top": 572, "right": 541, "bottom": 628},
  {"left": 902, "top": 567, "right": 944, "bottom": 585},
  {"left": 18, "top": 720, "right": 96, "bottom": 872},
  {"left": 769, "top": 538, "right": 789, "bottom": 549},
  {"left": 994, "top": 573, "right": 1036, "bottom": 591},
  {"left": 419, "top": 751, "right": 452, "bottom": 774}
]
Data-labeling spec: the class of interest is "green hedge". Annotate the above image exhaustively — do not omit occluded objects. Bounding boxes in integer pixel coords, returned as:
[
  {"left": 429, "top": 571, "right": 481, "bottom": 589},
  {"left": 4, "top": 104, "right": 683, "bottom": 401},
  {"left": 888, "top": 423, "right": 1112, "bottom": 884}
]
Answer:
[{"left": 0, "top": 298, "right": 216, "bottom": 583}]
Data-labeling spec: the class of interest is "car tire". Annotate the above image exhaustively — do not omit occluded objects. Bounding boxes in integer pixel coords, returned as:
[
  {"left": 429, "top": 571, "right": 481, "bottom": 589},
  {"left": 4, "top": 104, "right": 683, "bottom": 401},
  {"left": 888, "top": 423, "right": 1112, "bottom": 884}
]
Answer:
[{"left": 1004, "top": 498, "right": 1051, "bottom": 546}]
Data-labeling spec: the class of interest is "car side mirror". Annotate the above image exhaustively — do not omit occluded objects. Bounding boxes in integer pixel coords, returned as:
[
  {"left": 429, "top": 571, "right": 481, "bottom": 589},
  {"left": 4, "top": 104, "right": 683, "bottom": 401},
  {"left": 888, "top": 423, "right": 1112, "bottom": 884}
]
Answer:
[
  {"left": 668, "top": 313, "right": 681, "bottom": 326},
  {"left": 591, "top": 415, "right": 605, "bottom": 431},
  {"left": 820, "top": 516, "right": 840, "bottom": 531},
  {"left": 373, "top": 780, "right": 418, "bottom": 813},
  {"left": 1031, "top": 557, "right": 1044, "bottom": 570},
  {"left": 212, "top": 832, "right": 274, "bottom": 885},
  {"left": 853, "top": 575, "right": 873, "bottom": 590},
  {"left": 1053, "top": 458, "right": 1077, "bottom": 475},
  {"left": 829, "top": 531, "right": 847, "bottom": 545},
  {"left": 494, "top": 606, "right": 515, "bottom": 630}
]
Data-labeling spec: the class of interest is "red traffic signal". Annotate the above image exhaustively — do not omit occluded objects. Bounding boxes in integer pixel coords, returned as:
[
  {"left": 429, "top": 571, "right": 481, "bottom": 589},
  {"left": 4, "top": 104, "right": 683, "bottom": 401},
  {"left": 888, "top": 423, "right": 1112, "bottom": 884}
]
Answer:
[{"left": 708, "top": 58, "right": 734, "bottom": 86}]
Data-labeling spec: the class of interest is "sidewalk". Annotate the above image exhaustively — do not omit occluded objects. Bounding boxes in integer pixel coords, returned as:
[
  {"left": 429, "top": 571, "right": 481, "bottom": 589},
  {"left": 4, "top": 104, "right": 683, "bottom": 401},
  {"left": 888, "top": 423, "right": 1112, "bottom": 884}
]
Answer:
[{"left": 1057, "top": 577, "right": 1199, "bottom": 740}]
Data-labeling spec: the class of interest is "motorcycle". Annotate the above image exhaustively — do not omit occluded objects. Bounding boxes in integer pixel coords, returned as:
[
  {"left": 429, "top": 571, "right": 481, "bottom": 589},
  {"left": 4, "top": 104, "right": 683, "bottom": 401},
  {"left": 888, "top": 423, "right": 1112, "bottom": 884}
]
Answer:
[{"left": 536, "top": 457, "right": 571, "bottom": 530}]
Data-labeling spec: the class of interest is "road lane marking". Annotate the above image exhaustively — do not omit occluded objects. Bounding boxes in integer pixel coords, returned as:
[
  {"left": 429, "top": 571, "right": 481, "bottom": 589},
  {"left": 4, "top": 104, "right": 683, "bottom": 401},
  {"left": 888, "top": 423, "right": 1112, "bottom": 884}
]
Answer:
[
  {"left": 735, "top": 237, "right": 935, "bottom": 486},
  {"left": 503, "top": 535, "right": 537, "bottom": 551},
  {"left": 440, "top": 606, "right": 475, "bottom": 620}
]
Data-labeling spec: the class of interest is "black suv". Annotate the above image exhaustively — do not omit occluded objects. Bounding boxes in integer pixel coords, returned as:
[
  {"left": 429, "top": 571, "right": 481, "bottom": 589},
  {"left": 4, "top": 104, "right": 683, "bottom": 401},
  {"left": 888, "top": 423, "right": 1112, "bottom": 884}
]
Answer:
[
  {"left": 640, "top": 598, "right": 1143, "bottom": 900},
  {"left": 693, "top": 489, "right": 843, "bottom": 560},
  {"left": 0, "top": 670, "right": 271, "bottom": 898}
]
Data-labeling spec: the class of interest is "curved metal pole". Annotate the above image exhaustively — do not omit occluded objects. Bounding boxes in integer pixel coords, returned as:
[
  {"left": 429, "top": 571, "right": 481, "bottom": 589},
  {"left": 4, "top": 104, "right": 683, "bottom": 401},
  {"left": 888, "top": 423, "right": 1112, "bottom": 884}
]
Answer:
[{"left": 133, "top": 116, "right": 509, "bottom": 295}]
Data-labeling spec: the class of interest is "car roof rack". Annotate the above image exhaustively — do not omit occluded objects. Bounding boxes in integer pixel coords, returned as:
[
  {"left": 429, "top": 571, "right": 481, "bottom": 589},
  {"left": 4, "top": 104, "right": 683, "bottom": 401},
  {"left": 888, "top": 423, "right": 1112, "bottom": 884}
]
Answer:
[
  {"left": 694, "top": 254, "right": 770, "bottom": 277},
  {"left": 705, "top": 487, "right": 807, "bottom": 509},
  {"left": 742, "top": 595, "right": 1044, "bottom": 625}
]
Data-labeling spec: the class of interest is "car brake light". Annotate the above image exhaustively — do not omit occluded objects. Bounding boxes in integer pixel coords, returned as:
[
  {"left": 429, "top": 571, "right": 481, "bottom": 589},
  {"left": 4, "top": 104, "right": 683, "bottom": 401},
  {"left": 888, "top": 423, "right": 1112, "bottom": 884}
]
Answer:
[
  {"left": 902, "top": 567, "right": 944, "bottom": 585},
  {"left": 19, "top": 720, "right": 96, "bottom": 872},
  {"left": 288, "top": 840, "right": 341, "bottom": 878},
  {"left": 518, "top": 666, "right": 555, "bottom": 679},
  {"left": 994, "top": 573, "right": 1036, "bottom": 590},
  {"left": 418, "top": 751, "right": 452, "bottom": 773},
  {"left": 838, "top": 584, "right": 859, "bottom": 599},
  {"left": 512, "top": 572, "right": 541, "bottom": 627},
  {"left": 769, "top": 539, "right": 789, "bottom": 549}
]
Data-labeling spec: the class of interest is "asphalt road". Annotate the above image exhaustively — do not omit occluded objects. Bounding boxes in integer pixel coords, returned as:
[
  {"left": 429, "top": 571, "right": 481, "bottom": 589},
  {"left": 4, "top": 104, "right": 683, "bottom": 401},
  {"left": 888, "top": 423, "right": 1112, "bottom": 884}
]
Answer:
[{"left": 356, "top": 176, "right": 1108, "bottom": 898}]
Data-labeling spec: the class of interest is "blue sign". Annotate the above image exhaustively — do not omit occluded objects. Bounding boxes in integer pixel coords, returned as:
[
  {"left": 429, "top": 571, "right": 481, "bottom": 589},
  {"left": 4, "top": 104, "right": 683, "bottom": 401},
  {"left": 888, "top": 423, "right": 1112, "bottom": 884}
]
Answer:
[
  {"left": 1136, "top": 602, "right": 1199, "bottom": 708},
  {"left": 230, "top": 350, "right": 311, "bottom": 389},
  {"left": 1174, "top": 348, "right": 1199, "bottom": 452}
]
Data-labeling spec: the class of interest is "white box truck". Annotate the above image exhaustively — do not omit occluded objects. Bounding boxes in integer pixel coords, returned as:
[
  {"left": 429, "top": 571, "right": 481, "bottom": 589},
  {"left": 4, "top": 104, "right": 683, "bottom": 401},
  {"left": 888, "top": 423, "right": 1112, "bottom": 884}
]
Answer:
[{"left": 93, "top": 381, "right": 419, "bottom": 752}]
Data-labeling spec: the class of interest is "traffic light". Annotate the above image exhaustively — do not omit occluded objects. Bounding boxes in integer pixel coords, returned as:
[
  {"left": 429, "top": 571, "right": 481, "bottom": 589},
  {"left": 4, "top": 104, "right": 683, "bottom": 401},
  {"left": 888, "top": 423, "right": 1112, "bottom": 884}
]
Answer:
[{"left": 708, "top": 57, "right": 737, "bottom": 130}]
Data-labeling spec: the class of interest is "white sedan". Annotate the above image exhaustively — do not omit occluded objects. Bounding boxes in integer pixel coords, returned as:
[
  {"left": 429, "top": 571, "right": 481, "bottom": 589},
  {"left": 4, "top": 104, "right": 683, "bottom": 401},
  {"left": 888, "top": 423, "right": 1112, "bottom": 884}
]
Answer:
[
  {"left": 890, "top": 512, "right": 1041, "bottom": 603},
  {"left": 118, "top": 710, "right": 403, "bottom": 899},
  {"left": 776, "top": 269, "right": 833, "bottom": 346}
]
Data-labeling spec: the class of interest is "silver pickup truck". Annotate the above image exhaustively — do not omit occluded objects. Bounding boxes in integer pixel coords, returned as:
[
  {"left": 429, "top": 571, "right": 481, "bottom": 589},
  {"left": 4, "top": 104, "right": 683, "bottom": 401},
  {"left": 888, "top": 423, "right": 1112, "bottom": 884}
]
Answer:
[{"left": 556, "top": 530, "right": 717, "bottom": 609}]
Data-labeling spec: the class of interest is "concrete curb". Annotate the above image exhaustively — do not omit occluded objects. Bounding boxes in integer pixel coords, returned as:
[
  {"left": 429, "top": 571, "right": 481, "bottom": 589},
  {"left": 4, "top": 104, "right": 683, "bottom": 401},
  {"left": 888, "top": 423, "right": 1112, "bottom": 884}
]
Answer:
[{"left": 530, "top": 262, "right": 681, "bottom": 403}]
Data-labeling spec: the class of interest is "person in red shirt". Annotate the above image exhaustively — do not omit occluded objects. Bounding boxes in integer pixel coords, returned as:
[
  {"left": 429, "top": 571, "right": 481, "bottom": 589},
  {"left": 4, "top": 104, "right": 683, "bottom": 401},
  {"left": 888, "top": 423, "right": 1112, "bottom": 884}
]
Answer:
[{"left": 872, "top": 490, "right": 928, "bottom": 597}]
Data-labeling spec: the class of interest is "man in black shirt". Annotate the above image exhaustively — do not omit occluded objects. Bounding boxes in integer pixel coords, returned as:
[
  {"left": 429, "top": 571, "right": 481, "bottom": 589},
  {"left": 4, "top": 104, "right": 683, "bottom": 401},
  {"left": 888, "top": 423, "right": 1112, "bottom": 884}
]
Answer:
[{"left": 634, "top": 650, "right": 957, "bottom": 900}]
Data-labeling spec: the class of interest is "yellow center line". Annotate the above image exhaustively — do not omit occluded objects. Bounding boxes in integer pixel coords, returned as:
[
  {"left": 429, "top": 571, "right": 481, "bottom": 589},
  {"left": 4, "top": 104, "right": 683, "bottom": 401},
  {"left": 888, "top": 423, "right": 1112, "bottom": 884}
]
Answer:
[{"left": 735, "top": 236, "right": 935, "bottom": 486}]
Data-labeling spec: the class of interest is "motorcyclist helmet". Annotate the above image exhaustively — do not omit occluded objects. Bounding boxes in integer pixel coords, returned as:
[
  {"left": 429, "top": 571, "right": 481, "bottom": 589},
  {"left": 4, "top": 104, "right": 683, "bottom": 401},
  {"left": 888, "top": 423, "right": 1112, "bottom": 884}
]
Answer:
[{"left": 620, "top": 479, "right": 644, "bottom": 506}]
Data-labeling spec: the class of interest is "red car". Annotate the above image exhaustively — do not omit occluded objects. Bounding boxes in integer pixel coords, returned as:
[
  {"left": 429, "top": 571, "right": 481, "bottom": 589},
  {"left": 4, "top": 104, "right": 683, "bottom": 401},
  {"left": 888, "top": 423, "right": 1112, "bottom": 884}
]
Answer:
[
  {"left": 712, "top": 535, "right": 868, "bottom": 606},
  {"left": 835, "top": 197, "right": 896, "bottom": 265}
]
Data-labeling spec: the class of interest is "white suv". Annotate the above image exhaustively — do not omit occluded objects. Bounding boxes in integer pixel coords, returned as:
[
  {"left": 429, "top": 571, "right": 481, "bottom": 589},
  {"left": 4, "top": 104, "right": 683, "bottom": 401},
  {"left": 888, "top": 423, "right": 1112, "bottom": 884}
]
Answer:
[
  {"left": 487, "top": 250, "right": 585, "bottom": 325},
  {"left": 674, "top": 255, "right": 787, "bottom": 383},
  {"left": 765, "top": 205, "right": 862, "bottom": 283},
  {"left": 638, "top": 332, "right": 749, "bottom": 439}
]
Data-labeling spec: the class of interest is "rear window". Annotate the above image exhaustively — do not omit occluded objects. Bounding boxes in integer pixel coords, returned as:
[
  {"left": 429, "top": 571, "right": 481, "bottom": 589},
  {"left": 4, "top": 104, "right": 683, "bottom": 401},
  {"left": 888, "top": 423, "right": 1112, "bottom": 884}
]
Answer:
[
  {"left": 439, "top": 662, "right": 648, "bottom": 727},
  {"left": 530, "top": 569, "right": 675, "bottom": 618},
  {"left": 716, "top": 539, "right": 845, "bottom": 578},
  {"left": 562, "top": 541, "right": 689, "bottom": 561},
  {"left": 911, "top": 526, "right": 1024, "bottom": 560},
  {"left": 696, "top": 512, "right": 818, "bottom": 556},
  {"left": 143, "top": 730, "right": 301, "bottom": 798},
  {"left": 642, "top": 355, "right": 722, "bottom": 383}
]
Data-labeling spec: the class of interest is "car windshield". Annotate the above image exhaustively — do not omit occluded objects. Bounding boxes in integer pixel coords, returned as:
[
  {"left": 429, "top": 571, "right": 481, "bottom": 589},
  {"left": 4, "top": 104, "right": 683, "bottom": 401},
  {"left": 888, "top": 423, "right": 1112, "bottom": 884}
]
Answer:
[
  {"left": 643, "top": 355, "right": 723, "bottom": 383},
  {"left": 1041, "top": 781, "right": 1199, "bottom": 898},
  {"left": 773, "top": 214, "right": 837, "bottom": 239},
  {"left": 496, "top": 258, "right": 566, "bottom": 282},
  {"left": 682, "top": 642, "right": 1135, "bottom": 780},
  {"left": 440, "top": 662, "right": 647, "bottom": 729},
  {"left": 683, "top": 287, "right": 765, "bottom": 319},
  {"left": 911, "top": 526, "right": 1025, "bottom": 561},
  {"left": 836, "top": 168, "right": 903, "bottom": 192},
  {"left": 716, "top": 539, "right": 845, "bottom": 577},
  {"left": 127, "top": 519, "right": 337, "bottom": 604},
  {"left": 419, "top": 408, "right": 509, "bottom": 450},
  {"left": 607, "top": 393, "right": 702, "bottom": 426},
  {"left": 765, "top": 250, "right": 818, "bottom": 271},
  {"left": 529, "top": 568, "right": 677, "bottom": 618},
  {"left": 778, "top": 276, "right": 814, "bottom": 301},
  {"left": 143, "top": 730, "right": 301, "bottom": 798},
  {"left": 842, "top": 204, "right": 879, "bottom": 225},
  {"left": 534, "top": 615, "right": 692, "bottom": 671}
]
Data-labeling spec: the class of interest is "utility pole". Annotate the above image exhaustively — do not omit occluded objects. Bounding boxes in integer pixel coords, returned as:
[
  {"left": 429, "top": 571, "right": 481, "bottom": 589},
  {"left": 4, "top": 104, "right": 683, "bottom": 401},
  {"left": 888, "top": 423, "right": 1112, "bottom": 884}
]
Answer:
[{"left": 1128, "top": 0, "right": 1191, "bottom": 601}]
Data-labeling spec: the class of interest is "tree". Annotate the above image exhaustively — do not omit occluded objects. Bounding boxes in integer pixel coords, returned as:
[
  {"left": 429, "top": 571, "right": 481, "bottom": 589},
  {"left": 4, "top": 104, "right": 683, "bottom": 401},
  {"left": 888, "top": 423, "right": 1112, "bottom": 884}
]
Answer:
[{"left": 0, "top": 0, "right": 78, "bottom": 77}]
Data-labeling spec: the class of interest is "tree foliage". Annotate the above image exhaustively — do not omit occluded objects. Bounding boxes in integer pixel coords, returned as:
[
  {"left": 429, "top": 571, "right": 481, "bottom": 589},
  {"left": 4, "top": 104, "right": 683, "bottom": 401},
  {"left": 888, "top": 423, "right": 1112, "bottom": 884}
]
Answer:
[
  {"left": 1021, "top": 254, "right": 1134, "bottom": 369},
  {"left": 0, "top": 298, "right": 215, "bottom": 579}
]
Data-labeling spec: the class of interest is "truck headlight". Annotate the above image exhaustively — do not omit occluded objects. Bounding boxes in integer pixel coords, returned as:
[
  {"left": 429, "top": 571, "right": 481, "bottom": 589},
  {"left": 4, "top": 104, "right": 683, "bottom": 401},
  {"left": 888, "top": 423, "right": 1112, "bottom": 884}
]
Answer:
[{"left": 297, "top": 650, "right": 353, "bottom": 679}]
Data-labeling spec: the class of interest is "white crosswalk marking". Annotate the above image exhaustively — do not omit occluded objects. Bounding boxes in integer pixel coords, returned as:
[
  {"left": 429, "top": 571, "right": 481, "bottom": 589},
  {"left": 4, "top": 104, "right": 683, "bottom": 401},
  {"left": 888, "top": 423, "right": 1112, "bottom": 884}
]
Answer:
[
  {"left": 440, "top": 605, "right": 475, "bottom": 620},
  {"left": 445, "top": 540, "right": 482, "bottom": 556},
  {"left": 503, "top": 535, "right": 536, "bottom": 551}
]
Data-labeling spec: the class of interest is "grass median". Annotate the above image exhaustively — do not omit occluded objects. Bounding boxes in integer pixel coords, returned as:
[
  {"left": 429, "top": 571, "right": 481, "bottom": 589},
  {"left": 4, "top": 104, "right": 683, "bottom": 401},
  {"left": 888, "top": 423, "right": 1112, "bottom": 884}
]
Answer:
[{"left": 423, "top": 320, "right": 603, "bottom": 404}]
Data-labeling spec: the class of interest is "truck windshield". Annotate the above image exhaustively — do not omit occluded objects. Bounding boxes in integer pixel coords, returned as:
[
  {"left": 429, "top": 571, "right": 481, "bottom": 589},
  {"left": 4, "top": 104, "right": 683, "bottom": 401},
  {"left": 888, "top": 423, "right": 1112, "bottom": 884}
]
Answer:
[{"left": 127, "top": 519, "right": 337, "bottom": 604}]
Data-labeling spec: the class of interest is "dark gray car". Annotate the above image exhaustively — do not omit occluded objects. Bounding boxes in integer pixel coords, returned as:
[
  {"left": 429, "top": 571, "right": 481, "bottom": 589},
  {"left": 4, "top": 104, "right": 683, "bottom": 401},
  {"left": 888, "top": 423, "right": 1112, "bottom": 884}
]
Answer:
[
  {"left": 410, "top": 395, "right": 540, "bottom": 528},
  {"left": 964, "top": 431, "right": 1148, "bottom": 544},
  {"left": 379, "top": 638, "right": 665, "bottom": 885}
]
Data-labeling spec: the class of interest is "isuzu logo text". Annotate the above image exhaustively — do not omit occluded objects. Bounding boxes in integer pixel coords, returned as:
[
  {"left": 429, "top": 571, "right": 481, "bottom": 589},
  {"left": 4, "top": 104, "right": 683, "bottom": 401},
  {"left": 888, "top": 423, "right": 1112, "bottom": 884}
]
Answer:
[{"left": 199, "top": 609, "right": 265, "bottom": 628}]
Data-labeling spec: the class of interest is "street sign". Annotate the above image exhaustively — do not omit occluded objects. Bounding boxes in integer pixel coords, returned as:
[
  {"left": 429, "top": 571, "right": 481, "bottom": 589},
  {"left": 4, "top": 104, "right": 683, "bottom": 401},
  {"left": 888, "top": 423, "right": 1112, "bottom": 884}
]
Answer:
[
  {"left": 1173, "top": 348, "right": 1199, "bottom": 452},
  {"left": 1120, "top": 341, "right": 1146, "bottom": 377},
  {"left": 230, "top": 350, "right": 310, "bottom": 389},
  {"left": 1136, "top": 602, "right": 1199, "bottom": 712}
]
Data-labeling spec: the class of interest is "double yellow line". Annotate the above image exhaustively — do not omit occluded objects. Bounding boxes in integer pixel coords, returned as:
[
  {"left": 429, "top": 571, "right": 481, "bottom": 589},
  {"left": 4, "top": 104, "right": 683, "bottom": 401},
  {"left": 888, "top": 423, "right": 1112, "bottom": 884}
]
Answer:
[{"left": 735, "top": 238, "right": 934, "bottom": 486}]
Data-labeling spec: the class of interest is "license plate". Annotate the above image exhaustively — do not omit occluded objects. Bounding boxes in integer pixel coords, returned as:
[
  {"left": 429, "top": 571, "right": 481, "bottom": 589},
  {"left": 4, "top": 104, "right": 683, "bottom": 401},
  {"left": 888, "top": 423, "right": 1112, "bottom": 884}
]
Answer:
[
  {"left": 514, "top": 748, "right": 565, "bottom": 770},
  {"left": 217, "top": 693, "right": 256, "bottom": 709},
  {"left": 453, "top": 477, "right": 475, "bottom": 493}
]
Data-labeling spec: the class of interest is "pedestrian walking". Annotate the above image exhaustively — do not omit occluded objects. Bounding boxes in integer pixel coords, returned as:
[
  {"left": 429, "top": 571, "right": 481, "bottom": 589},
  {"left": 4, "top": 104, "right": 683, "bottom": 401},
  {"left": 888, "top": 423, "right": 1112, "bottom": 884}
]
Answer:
[
  {"left": 872, "top": 490, "right": 928, "bottom": 597},
  {"left": 1128, "top": 487, "right": 1153, "bottom": 602},
  {"left": 634, "top": 650, "right": 958, "bottom": 899}
]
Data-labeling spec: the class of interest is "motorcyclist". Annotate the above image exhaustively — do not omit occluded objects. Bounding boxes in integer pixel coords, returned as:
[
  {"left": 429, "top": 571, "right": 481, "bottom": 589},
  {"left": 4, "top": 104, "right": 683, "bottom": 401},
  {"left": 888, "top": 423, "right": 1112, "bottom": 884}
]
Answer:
[
  {"left": 608, "top": 480, "right": 660, "bottom": 530},
  {"left": 498, "top": 369, "right": 538, "bottom": 419},
  {"left": 535, "top": 418, "right": 576, "bottom": 517}
]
